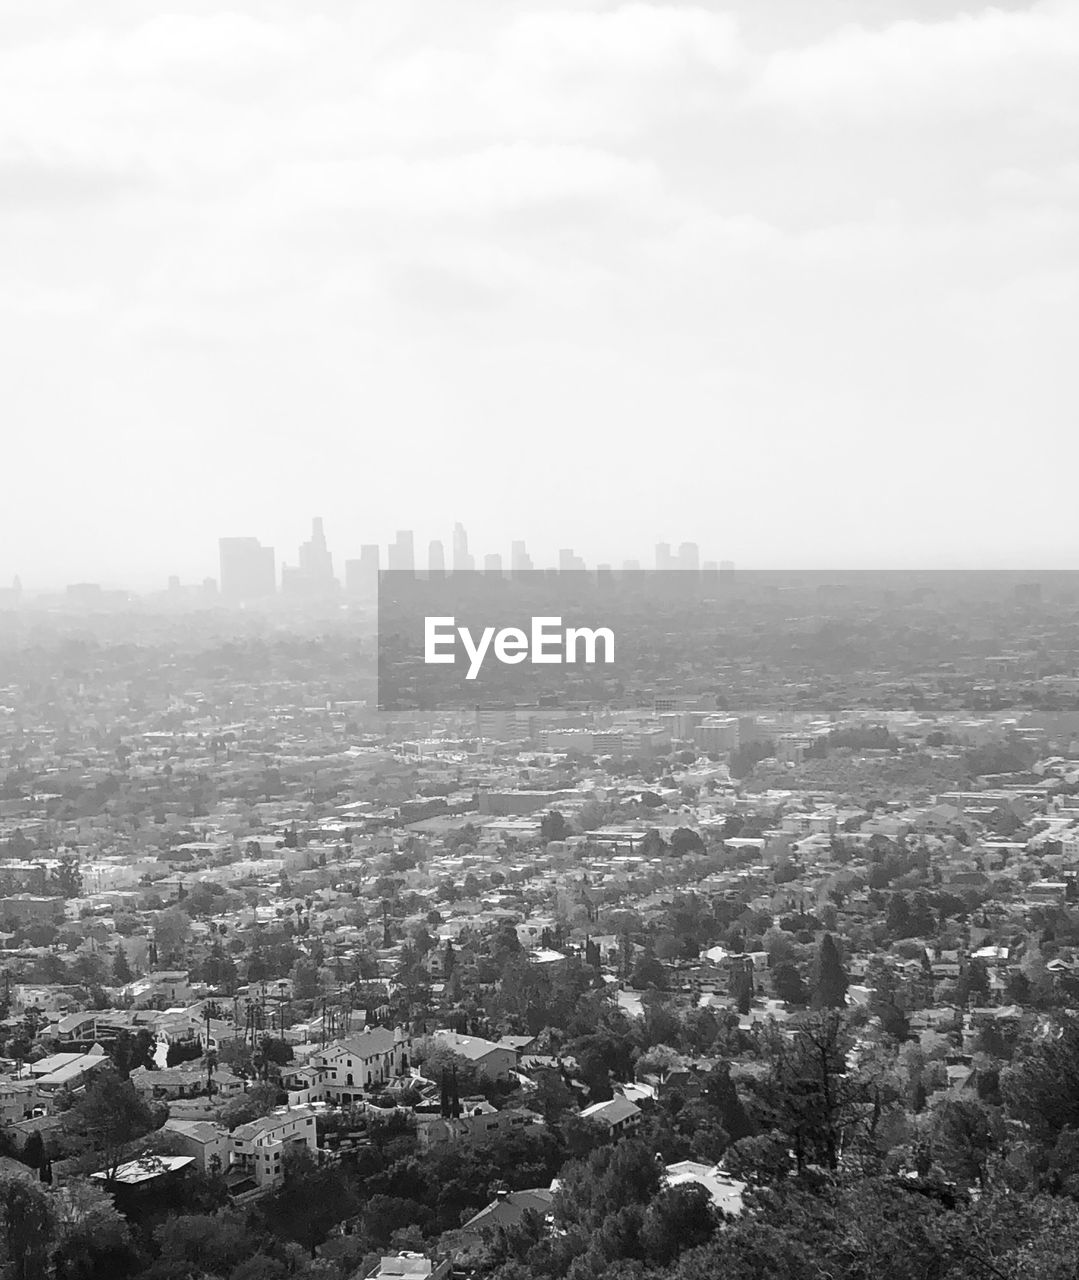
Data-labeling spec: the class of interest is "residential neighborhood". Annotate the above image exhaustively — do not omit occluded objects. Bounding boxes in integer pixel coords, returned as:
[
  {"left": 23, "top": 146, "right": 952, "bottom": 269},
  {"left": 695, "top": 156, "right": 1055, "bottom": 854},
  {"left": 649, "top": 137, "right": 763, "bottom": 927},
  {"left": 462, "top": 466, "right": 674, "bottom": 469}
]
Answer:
[{"left": 3, "top": 574, "right": 1079, "bottom": 1280}]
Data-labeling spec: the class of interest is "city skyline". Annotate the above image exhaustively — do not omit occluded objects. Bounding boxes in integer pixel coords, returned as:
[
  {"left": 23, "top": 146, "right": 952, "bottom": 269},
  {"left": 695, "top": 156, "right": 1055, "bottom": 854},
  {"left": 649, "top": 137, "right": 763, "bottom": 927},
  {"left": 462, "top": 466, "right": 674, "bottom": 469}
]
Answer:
[
  {"left": 4, "top": 517, "right": 729, "bottom": 598},
  {"left": 153, "top": 521, "right": 723, "bottom": 598},
  {"left": 11, "top": 501, "right": 1079, "bottom": 595}
]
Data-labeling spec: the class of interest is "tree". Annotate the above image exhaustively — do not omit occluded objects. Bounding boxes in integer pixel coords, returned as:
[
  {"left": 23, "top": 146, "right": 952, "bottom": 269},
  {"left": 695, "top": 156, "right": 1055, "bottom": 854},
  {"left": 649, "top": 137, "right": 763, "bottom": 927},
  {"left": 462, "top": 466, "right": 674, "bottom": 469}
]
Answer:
[
  {"left": 958, "top": 958, "right": 990, "bottom": 1007},
  {"left": 200, "top": 941, "right": 238, "bottom": 992},
  {"left": 567, "top": 1032, "right": 636, "bottom": 1102},
  {"left": 491, "top": 923, "right": 524, "bottom": 966},
  {"left": 928, "top": 1097, "right": 1003, "bottom": 1190},
  {"left": 773, "top": 962, "right": 808, "bottom": 1007},
  {"left": 640, "top": 1183, "right": 718, "bottom": 1263},
  {"left": 50, "top": 1180, "right": 138, "bottom": 1280},
  {"left": 70, "top": 954, "right": 107, "bottom": 988},
  {"left": 110, "top": 1029, "right": 155, "bottom": 1079},
  {"left": 553, "top": 1139, "right": 662, "bottom": 1232},
  {"left": 220, "top": 1082, "right": 280, "bottom": 1130},
  {"left": 166, "top": 1039, "right": 203, "bottom": 1068},
  {"left": 111, "top": 946, "right": 132, "bottom": 986},
  {"left": 631, "top": 948, "right": 666, "bottom": 991},
  {"left": 886, "top": 893, "right": 912, "bottom": 937},
  {"left": 152, "top": 906, "right": 190, "bottom": 966},
  {"left": 670, "top": 828, "right": 706, "bottom": 857},
  {"left": 639, "top": 829, "right": 669, "bottom": 855},
  {"left": 50, "top": 855, "right": 82, "bottom": 900},
  {"left": 533, "top": 1071, "right": 575, "bottom": 1125},
  {"left": 20, "top": 1132, "right": 45, "bottom": 1172},
  {"left": 1005, "top": 969, "right": 1033, "bottom": 1005},
  {"left": 747, "top": 1012, "right": 874, "bottom": 1173},
  {"left": 810, "top": 934, "right": 849, "bottom": 1010},
  {"left": 0, "top": 1177, "right": 54, "bottom": 1280},
  {"left": 731, "top": 962, "right": 755, "bottom": 1015},
  {"left": 414, "top": 1043, "right": 482, "bottom": 1097},
  {"left": 1002, "top": 1014, "right": 1079, "bottom": 1141},
  {"left": 258, "top": 1035, "right": 294, "bottom": 1068},
  {"left": 152, "top": 1210, "right": 256, "bottom": 1277},
  {"left": 540, "top": 811, "right": 570, "bottom": 843},
  {"left": 636, "top": 1044, "right": 686, "bottom": 1079},
  {"left": 182, "top": 881, "right": 227, "bottom": 918},
  {"left": 65, "top": 1067, "right": 162, "bottom": 1182},
  {"left": 702, "top": 1061, "right": 755, "bottom": 1144},
  {"left": 290, "top": 958, "right": 320, "bottom": 1001},
  {"left": 262, "top": 1146, "right": 358, "bottom": 1256}
]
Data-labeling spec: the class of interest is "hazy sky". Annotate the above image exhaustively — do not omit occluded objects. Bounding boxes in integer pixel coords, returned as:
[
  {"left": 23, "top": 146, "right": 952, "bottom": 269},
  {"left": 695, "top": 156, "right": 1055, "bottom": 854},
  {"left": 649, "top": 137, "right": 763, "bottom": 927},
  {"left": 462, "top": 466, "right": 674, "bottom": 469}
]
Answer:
[{"left": 3, "top": 0, "right": 1077, "bottom": 587}]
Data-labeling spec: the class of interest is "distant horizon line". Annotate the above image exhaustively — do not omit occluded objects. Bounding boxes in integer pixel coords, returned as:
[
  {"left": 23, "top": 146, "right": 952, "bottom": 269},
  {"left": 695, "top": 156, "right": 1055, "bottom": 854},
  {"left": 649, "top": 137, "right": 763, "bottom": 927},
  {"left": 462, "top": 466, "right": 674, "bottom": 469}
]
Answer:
[{"left": 6, "top": 564, "right": 1079, "bottom": 601}]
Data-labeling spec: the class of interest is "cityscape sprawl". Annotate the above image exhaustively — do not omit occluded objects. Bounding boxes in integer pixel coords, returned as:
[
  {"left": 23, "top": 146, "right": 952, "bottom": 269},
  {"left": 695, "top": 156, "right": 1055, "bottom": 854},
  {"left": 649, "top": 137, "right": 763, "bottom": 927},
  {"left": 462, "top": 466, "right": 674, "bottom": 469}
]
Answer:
[{"left": 3, "top": 530, "right": 1079, "bottom": 1278}]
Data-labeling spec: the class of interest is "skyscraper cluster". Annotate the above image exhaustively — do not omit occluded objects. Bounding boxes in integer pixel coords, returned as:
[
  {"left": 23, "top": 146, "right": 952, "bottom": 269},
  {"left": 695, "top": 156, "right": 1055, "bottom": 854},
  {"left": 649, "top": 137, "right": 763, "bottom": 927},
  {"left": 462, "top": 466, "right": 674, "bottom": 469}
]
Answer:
[{"left": 217, "top": 521, "right": 725, "bottom": 603}]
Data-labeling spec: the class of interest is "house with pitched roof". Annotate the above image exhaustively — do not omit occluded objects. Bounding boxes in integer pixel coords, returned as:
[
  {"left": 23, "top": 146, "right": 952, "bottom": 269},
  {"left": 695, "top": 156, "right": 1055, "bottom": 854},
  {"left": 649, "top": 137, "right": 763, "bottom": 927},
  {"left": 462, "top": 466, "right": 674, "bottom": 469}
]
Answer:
[
  {"left": 429, "top": 1030, "right": 516, "bottom": 1081},
  {"left": 579, "top": 1095, "right": 642, "bottom": 1139},
  {"left": 306, "top": 1026, "right": 412, "bottom": 1104},
  {"left": 459, "top": 1187, "right": 555, "bottom": 1242},
  {"left": 229, "top": 1106, "right": 318, "bottom": 1187}
]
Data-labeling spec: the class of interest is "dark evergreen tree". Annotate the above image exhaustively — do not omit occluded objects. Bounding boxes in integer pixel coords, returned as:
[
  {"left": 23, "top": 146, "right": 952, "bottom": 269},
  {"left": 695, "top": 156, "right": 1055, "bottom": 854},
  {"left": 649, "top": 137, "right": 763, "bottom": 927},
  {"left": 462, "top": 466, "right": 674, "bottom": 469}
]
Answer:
[
  {"left": 811, "top": 933, "right": 849, "bottom": 1010},
  {"left": 111, "top": 945, "right": 132, "bottom": 985}
]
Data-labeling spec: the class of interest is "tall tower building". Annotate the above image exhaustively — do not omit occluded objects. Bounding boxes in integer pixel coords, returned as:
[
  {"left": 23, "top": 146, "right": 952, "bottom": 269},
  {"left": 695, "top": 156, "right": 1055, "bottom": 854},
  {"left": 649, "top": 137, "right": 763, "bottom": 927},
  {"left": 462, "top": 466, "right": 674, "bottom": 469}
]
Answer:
[
  {"left": 453, "top": 522, "right": 475, "bottom": 572},
  {"left": 428, "top": 540, "right": 446, "bottom": 575},
  {"left": 511, "top": 540, "right": 533, "bottom": 572},
  {"left": 388, "top": 530, "right": 415, "bottom": 573},
  {"left": 345, "top": 545, "right": 380, "bottom": 598},
  {"left": 678, "top": 542, "right": 700, "bottom": 572},
  {"left": 219, "top": 537, "right": 276, "bottom": 601},
  {"left": 655, "top": 542, "right": 674, "bottom": 572},
  {"left": 281, "top": 517, "right": 337, "bottom": 597},
  {"left": 483, "top": 553, "right": 503, "bottom": 574},
  {"left": 298, "top": 517, "right": 336, "bottom": 588}
]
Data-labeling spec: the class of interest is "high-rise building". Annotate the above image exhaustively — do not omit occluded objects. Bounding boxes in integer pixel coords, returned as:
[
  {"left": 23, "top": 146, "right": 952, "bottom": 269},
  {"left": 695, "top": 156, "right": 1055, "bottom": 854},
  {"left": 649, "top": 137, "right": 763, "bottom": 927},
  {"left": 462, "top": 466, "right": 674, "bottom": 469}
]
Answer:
[
  {"left": 388, "top": 530, "right": 415, "bottom": 573},
  {"left": 281, "top": 517, "right": 337, "bottom": 598},
  {"left": 655, "top": 542, "right": 674, "bottom": 571},
  {"left": 511, "top": 540, "right": 533, "bottom": 572},
  {"left": 483, "top": 554, "right": 503, "bottom": 574},
  {"left": 453, "top": 522, "right": 475, "bottom": 572},
  {"left": 428, "top": 540, "right": 446, "bottom": 575},
  {"left": 345, "top": 545, "right": 380, "bottom": 598},
  {"left": 219, "top": 537, "right": 276, "bottom": 601},
  {"left": 693, "top": 716, "right": 741, "bottom": 754},
  {"left": 678, "top": 542, "right": 700, "bottom": 572},
  {"left": 559, "top": 549, "right": 585, "bottom": 572},
  {"left": 476, "top": 703, "right": 519, "bottom": 741},
  {"left": 298, "top": 517, "right": 335, "bottom": 587}
]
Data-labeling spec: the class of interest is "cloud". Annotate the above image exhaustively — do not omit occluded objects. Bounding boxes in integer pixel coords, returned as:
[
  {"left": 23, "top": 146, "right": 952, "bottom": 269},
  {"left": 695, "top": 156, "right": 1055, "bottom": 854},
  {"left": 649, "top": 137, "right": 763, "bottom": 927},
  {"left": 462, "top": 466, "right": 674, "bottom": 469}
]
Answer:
[
  {"left": 752, "top": 0, "right": 1079, "bottom": 122},
  {"left": 259, "top": 144, "right": 670, "bottom": 226},
  {"left": 0, "top": 1, "right": 1076, "bottom": 582},
  {"left": 0, "top": 154, "right": 149, "bottom": 207}
]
